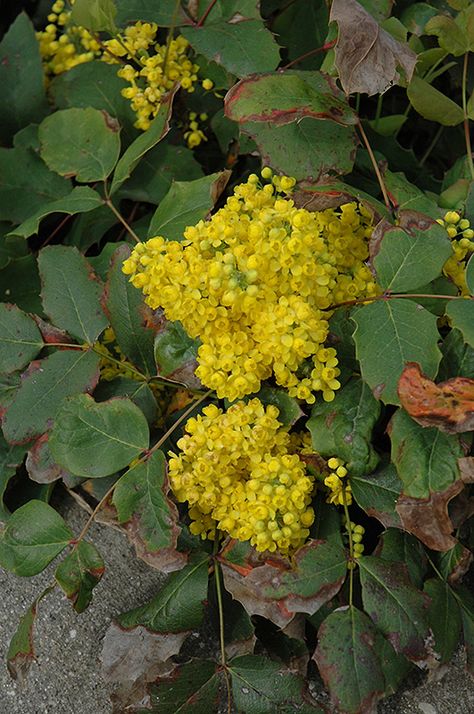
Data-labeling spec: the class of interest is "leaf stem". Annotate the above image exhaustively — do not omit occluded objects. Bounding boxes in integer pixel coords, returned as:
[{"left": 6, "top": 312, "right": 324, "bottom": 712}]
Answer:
[
  {"left": 281, "top": 39, "right": 337, "bottom": 71},
  {"left": 197, "top": 0, "right": 219, "bottom": 26},
  {"left": 419, "top": 124, "right": 444, "bottom": 167},
  {"left": 324, "top": 291, "right": 467, "bottom": 312},
  {"left": 212, "top": 536, "right": 232, "bottom": 712},
  {"left": 356, "top": 120, "right": 392, "bottom": 211},
  {"left": 341, "top": 491, "right": 354, "bottom": 606},
  {"left": 462, "top": 52, "right": 474, "bottom": 181},
  {"left": 103, "top": 183, "right": 141, "bottom": 243}
]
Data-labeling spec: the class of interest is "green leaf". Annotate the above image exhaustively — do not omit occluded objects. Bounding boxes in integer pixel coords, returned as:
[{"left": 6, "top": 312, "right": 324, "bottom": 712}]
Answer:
[
  {"left": 38, "top": 246, "right": 108, "bottom": 344},
  {"left": 424, "top": 578, "right": 462, "bottom": 664},
  {"left": 65, "top": 207, "right": 118, "bottom": 253},
  {"left": 0, "top": 435, "right": 26, "bottom": 523},
  {"left": 307, "top": 377, "right": 381, "bottom": 476},
  {"left": 358, "top": 556, "right": 430, "bottom": 660},
  {"left": 49, "top": 394, "right": 149, "bottom": 478},
  {"left": 26, "top": 433, "right": 68, "bottom": 485},
  {"left": 0, "top": 254, "right": 43, "bottom": 315},
  {"left": 0, "top": 500, "right": 72, "bottom": 576},
  {"left": 466, "top": 255, "right": 474, "bottom": 295},
  {"left": 225, "top": 71, "right": 356, "bottom": 126},
  {"left": 383, "top": 171, "right": 439, "bottom": 214},
  {"left": 229, "top": 655, "right": 323, "bottom": 713},
  {"left": 39, "top": 107, "right": 121, "bottom": 183},
  {"left": 110, "top": 89, "right": 176, "bottom": 195},
  {"left": 115, "top": 0, "right": 190, "bottom": 26},
  {"left": 241, "top": 118, "right": 357, "bottom": 182},
  {"left": 432, "top": 542, "right": 473, "bottom": 582},
  {"left": 389, "top": 409, "right": 463, "bottom": 499},
  {"left": 55, "top": 540, "right": 105, "bottom": 613},
  {"left": 148, "top": 171, "right": 230, "bottom": 240},
  {"left": 377, "top": 529, "right": 428, "bottom": 588},
  {"left": 94, "top": 378, "right": 157, "bottom": 425},
  {"left": 118, "top": 554, "right": 209, "bottom": 632},
  {"left": 2, "top": 349, "right": 100, "bottom": 444},
  {"left": 351, "top": 299, "right": 441, "bottom": 405},
  {"left": 49, "top": 61, "right": 137, "bottom": 144},
  {"left": 154, "top": 319, "right": 200, "bottom": 387},
  {"left": 0, "top": 231, "right": 28, "bottom": 270},
  {"left": 71, "top": 0, "right": 117, "bottom": 33},
  {"left": 148, "top": 660, "right": 221, "bottom": 713},
  {"left": 255, "top": 386, "right": 303, "bottom": 426},
  {"left": 456, "top": 584, "right": 474, "bottom": 675},
  {"left": 446, "top": 299, "right": 474, "bottom": 347},
  {"left": 368, "top": 114, "right": 408, "bottom": 136},
  {"left": 9, "top": 187, "right": 103, "bottom": 239},
  {"left": 0, "top": 13, "right": 49, "bottom": 144},
  {"left": 6, "top": 585, "right": 55, "bottom": 681},
  {"left": 401, "top": 3, "right": 438, "bottom": 36},
  {"left": 181, "top": 20, "right": 280, "bottom": 78},
  {"left": 272, "top": 0, "right": 329, "bottom": 71},
  {"left": 103, "top": 245, "right": 156, "bottom": 375},
  {"left": 425, "top": 13, "right": 471, "bottom": 56},
  {"left": 407, "top": 75, "right": 464, "bottom": 126},
  {"left": 372, "top": 214, "right": 452, "bottom": 292},
  {"left": 113, "top": 450, "right": 186, "bottom": 572},
  {"left": 0, "top": 146, "right": 71, "bottom": 225},
  {"left": 314, "top": 606, "right": 385, "bottom": 714},
  {"left": 351, "top": 463, "right": 403, "bottom": 529},
  {"left": 0, "top": 303, "right": 42, "bottom": 373},
  {"left": 118, "top": 143, "right": 203, "bottom": 204}
]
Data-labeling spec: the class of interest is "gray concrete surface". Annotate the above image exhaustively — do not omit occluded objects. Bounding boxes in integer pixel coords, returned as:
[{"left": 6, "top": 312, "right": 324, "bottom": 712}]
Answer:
[{"left": 0, "top": 496, "right": 473, "bottom": 713}]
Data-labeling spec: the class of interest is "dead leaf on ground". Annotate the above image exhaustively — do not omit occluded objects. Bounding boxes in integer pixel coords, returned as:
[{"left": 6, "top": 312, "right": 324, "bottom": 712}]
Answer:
[{"left": 330, "top": 0, "right": 417, "bottom": 95}]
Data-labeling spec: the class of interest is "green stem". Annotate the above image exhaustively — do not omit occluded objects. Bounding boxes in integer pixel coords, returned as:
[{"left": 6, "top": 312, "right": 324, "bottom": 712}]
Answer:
[
  {"left": 324, "top": 292, "right": 467, "bottom": 312},
  {"left": 341, "top": 491, "right": 354, "bottom": 606},
  {"left": 374, "top": 94, "right": 383, "bottom": 131},
  {"left": 462, "top": 53, "right": 474, "bottom": 181},
  {"left": 214, "top": 546, "right": 227, "bottom": 667},
  {"left": 357, "top": 120, "right": 391, "bottom": 210},
  {"left": 419, "top": 124, "right": 444, "bottom": 167},
  {"left": 104, "top": 195, "right": 141, "bottom": 244}
]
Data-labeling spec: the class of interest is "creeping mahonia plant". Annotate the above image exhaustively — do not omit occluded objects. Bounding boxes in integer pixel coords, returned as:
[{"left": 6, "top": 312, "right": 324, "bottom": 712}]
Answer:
[
  {"left": 169, "top": 398, "right": 315, "bottom": 552},
  {"left": 440, "top": 211, "right": 474, "bottom": 294},
  {"left": 123, "top": 171, "right": 378, "bottom": 403}
]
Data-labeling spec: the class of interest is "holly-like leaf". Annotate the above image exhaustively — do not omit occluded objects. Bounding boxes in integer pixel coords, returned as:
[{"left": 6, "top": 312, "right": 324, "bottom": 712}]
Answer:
[
  {"left": 49, "top": 394, "right": 149, "bottom": 478},
  {"left": 0, "top": 13, "right": 49, "bottom": 144},
  {"left": 39, "top": 107, "right": 121, "bottom": 183},
  {"left": 113, "top": 450, "right": 187, "bottom": 572},
  {"left": 314, "top": 606, "right": 386, "bottom": 714},
  {"left": 229, "top": 655, "right": 323, "bottom": 712},
  {"left": 0, "top": 303, "right": 42, "bottom": 373},
  {"left": 241, "top": 118, "right": 357, "bottom": 183},
  {"left": 307, "top": 377, "right": 381, "bottom": 476},
  {"left": 0, "top": 146, "right": 71, "bottom": 225},
  {"left": 0, "top": 500, "right": 72, "bottom": 576},
  {"left": 330, "top": 0, "right": 416, "bottom": 95},
  {"left": 351, "top": 299, "right": 442, "bottom": 405},
  {"left": 424, "top": 578, "right": 462, "bottom": 664},
  {"left": 446, "top": 299, "right": 474, "bottom": 348},
  {"left": 38, "top": 245, "right": 108, "bottom": 344},
  {"left": 110, "top": 88, "right": 176, "bottom": 196},
  {"left": 371, "top": 212, "right": 452, "bottom": 292},
  {"left": 148, "top": 171, "right": 230, "bottom": 241},
  {"left": 398, "top": 362, "right": 474, "bottom": 433},
  {"left": 407, "top": 75, "right": 464, "bottom": 127},
  {"left": 103, "top": 245, "right": 156, "bottom": 376},
  {"left": 376, "top": 529, "right": 428, "bottom": 588},
  {"left": 351, "top": 464, "right": 402, "bottom": 529},
  {"left": 358, "top": 556, "right": 430, "bottom": 661},
  {"left": 6, "top": 585, "right": 55, "bottom": 682},
  {"left": 225, "top": 71, "right": 356, "bottom": 126},
  {"left": 181, "top": 20, "right": 280, "bottom": 78},
  {"left": 9, "top": 186, "right": 103, "bottom": 239},
  {"left": 2, "top": 349, "right": 100, "bottom": 444},
  {"left": 220, "top": 539, "right": 347, "bottom": 628},
  {"left": 55, "top": 540, "right": 105, "bottom": 613},
  {"left": 0, "top": 435, "right": 26, "bottom": 523},
  {"left": 154, "top": 318, "right": 201, "bottom": 388}
]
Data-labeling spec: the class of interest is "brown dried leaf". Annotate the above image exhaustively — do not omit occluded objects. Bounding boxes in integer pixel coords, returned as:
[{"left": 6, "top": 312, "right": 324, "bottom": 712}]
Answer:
[
  {"left": 330, "top": 0, "right": 417, "bottom": 95},
  {"left": 396, "top": 479, "right": 465, "bottom": 551},
  {"left": 26, "top": 433, "right": 68, "bottom": 484},
  {"left": 398, "top": 362, "right": 474, "bottom": 434}
]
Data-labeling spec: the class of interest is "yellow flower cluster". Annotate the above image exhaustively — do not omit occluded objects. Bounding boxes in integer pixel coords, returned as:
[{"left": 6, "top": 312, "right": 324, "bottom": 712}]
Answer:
[
  {"left": 103, "top": 25, "right": 211, "bottom": 131},
  {"left": 168, "top": 399, "right": 315, "bottom": 553},
  {"left": 36, "top": 0, "right": 100, "bottom": 76},
  {"left": 324, "top": 457, "right": 352, "bottom": 506},
  {"left": 439, "top": 211, "right": 474, "bottom": 294},
  {"left": 123, "top": 172, "right": 377, "bottom": 404},
  {"left": 184, "top": 112, "right": 208, "bottom": 149},
  {"left": 345, "top": 519, "right": 365, "bottom": 569}
]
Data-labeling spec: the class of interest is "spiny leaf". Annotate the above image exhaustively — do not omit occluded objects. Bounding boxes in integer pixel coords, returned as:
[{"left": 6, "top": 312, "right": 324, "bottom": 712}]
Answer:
[
  {"left": 0, "top": 500, "right": 72, "bottom": 576},
  {"left": 49, "top": 394, "right": 150, "bottom": 478}
]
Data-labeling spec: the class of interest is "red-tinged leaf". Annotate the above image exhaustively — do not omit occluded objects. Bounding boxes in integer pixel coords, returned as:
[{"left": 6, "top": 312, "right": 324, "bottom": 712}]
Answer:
[
  {"left": 0, "top": 303, "right": 43, "bottom": 374},
  {"left": 26, "top": 433, "right": 68, "bottom": 484},
  {"left": 376, "top": 529, "right": 428, "bottom": 589},
  {"left": 7, "top": 585, "right": 55, "bottom": 682},
  {"left": 424, "top": 578, "right": 462, "bottom": 664},
  {"left": 314, "top": 606, "right": 385, "bottom": 714},
  {"left": 146, "top": 660, "right": 222, "bottom": 714},
  {"left": 55, "top": 540, "right": 104, "bottom": 613},
  {"left": 351, "top": 463, "right": 403, "bottom": 529},
  {"left": 153, "top": 315, "right": 201, "bottom": 389},
  {"left": 225, "top": 71, "right": 356, "bottom": 126},
  {"left": 112, "top": 450, "right": 187, "bottom": 573},
  {"left": 293, "top": 181, "right": 387, "bottom": 219},
  {"left": 432, "top": 543, "right": 473, "bottom": 585},
  {"left": 330, "top": 0, "right": 417, "bottom": 96},
  {"left": 32, "top": 316, "right": 70, "bottom": 346},
  {"left": 220, "top": 539, "right": 347, "bottom": 628},
  {"left": 358, "top": 556, "right": 431, "bottom": 662},
  {"left": 398, "top": 362, "right": 474, "bottom": 434}
]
